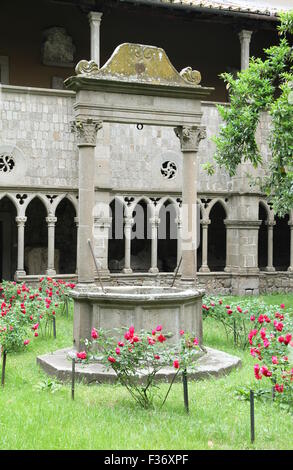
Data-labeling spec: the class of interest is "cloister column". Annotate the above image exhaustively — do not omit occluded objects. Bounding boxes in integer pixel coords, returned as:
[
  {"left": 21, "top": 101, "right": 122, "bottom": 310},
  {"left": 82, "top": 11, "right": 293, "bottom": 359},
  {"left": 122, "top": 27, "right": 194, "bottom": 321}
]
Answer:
[
  {"left": 288, "top": 221, "right": 293, "bottom": 272},
  {"left": 175, "top": 216, "right": 182, "bottom": 269},
  {"left": 72, "top": 119, "right": 102, "bottom": 283},
  {"left": 199, "top": 219, "right": 210, "bottom": 273},
  {"left": 239, "top": 30, "right": 253, "bottom": 71},
  {"left": 265, "top": 221, "right": 276, "bottom": 272},
  {"left": 123, "top": 217, "right": 134, "bottom": 274},
  {"left": 46, "top": 216, "right": 57, "bottom": 276},
  {"left": 15, "top": 216, "right": 27, "bottom": 278},
  {"left": 74, "top": 216, "right": 79, "bottom": 275},
  {"left": 149, "top": 216, "right": 160, "bottom": 273},
  {"left": 174, "top": 125, "right": 206, "bottom": 282},
  {"left": 88, "top": 12, "right": 103, "bottom": 67}
]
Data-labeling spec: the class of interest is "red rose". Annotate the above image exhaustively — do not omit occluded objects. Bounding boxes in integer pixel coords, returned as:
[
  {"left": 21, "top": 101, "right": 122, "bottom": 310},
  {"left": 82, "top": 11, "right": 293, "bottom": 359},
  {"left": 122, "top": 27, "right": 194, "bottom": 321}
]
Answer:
[
  {"left": 227, "top": 309, "right": 233, "bottom": 315},
  {"left": 154, "top": 355, "right": 160, "bottom": 360},
  {"left": 24, "top": 339, "right": 30, "bottom": 346},
  {"left": 280, "top": 304, "right": 285, "bottom": 309},
  {"left": 76, "top": 351, "right": 87, "bottom": 360},
  {"left": 34, "top": 332, "right": 39, "bottom": 337},
  {"left": 156, "top": 325, "right": 162, "bottom": 332},
  {"left": 272, "top": 356, "right": 278, "bottom": 364},
  {"left": 237, "top": 306, "right": 242, "bottom": 313},
  {"left": 157, "top": 334, "right": 166, "bottom": 343},
  {"left": 173, "top": 359, "right": 180, "bottom": 369},
  {"left": 179, "top": 330, "right": 184, "bottom": 336},
  {"left": 91, "top": 328, "right": 99, "bottom": 339},
  {"left": 115, "top": 347, "right": 121, "bottom": 355},
  {"left": 108, "top": 356, "right": 116, "bottom": 363}
]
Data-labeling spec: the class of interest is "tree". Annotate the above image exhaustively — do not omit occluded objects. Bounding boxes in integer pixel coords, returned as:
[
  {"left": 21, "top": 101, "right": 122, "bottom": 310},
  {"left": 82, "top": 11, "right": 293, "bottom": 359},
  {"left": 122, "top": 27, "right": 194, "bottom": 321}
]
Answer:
[{"left": 209, "top": 11, "right": 293, "bottom": 217}]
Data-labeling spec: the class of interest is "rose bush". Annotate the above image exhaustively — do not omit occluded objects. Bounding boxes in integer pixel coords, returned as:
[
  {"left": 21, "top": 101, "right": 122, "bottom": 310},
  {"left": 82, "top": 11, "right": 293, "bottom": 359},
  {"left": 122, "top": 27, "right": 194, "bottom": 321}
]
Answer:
[
  {"left": 0, "top": 278, "right": 75, "bottom": 353},
  {"left": 75, "top": 325, "right": 203, "bottom": 409}
]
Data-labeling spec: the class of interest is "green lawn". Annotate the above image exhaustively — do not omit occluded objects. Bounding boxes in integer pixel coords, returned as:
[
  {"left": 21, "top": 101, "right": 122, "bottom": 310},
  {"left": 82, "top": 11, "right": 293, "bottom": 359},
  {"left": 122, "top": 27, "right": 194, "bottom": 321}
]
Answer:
[{"left": 0, "top": 294, "right": 292, "bottom": 450}]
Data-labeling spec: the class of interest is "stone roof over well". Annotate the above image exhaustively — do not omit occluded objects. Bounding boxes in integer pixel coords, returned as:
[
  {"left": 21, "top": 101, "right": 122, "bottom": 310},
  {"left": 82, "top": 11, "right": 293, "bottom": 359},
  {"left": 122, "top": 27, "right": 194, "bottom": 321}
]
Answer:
[{"left": 135, "top": 0, "right": 292, "bottom": 17}]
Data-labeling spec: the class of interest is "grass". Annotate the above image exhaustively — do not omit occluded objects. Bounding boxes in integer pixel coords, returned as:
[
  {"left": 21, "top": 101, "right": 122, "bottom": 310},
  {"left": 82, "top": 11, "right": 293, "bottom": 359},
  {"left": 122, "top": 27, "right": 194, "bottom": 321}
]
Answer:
[{"left": 0, "top": 294, "right": 292, "bottom": 450}]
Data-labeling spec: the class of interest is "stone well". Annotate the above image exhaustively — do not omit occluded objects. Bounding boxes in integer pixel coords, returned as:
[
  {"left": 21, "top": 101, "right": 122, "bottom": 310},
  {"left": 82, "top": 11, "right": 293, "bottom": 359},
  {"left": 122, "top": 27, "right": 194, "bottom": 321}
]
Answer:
[{"left": 72, "top": 285, "right": 204, "bottom": 349}]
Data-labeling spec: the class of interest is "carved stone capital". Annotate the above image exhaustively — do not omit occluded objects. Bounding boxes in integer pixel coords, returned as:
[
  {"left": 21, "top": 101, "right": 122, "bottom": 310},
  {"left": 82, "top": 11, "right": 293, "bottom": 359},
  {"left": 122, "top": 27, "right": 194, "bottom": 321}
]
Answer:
[
  {"left": 201, "top": 219, "right": 211, "bottom": 226},
  {"left": 46, "top": 216, "right": 57, "bottom": 225},
  {"left": 124, "top": 217, "right": 134, "bottom": 228},
  {"left": 150, "top": 216, "right": 160, "bottom": 227},
  {"left": 174, "top": 125, "right": 206, "bottom": 152},
  {"left": 71, "top": 118, "right": 102, "bottom": 147},
  {"left": 15, "top": 216, "right": 27, "bottom": 226}
]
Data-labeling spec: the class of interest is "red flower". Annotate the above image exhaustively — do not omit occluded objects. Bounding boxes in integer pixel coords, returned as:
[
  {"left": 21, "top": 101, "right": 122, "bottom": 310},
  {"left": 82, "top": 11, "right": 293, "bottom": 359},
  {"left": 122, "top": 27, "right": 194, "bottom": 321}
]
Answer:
[
  {"left": 108, "top": 356, "right": 116, "bottom": 363},
  {"left": 156, "top": 325, "right": 162, "bottom": 332},
  {"left": 157, "top": 334, "right": 166, "bottom": 343},
  {"left": 118, "top": 341, "right": 124, "bottom": 347},
  {"left": 76, "top": 351, "right": 87, "bottom": 360},
  {"left": 278, "top": 336, "right": 285, "bottom": 343},
  {"left": 260, "top": 365, "right": 272, "bottom": 377},
  {"left": 173, "top": 359, "right": 180, "bottom": 369},
  {"left": 280, "top": 304, "right": 285, "bottom": 309},
  {"left": 179, "top": 330, "right": 184, "bottom": 336},
  {"left": 154, "top": 355, "right": 160, "bottom": 360},
  {"left": 34, "top": 332, "right": 39, "bottom": 337},
  {"left": 250, "top": 315, "right": 255, "bottom": 322},
  {"left": 272, "top": 356, "right": 278, "bottom": 365},
  {"left": 237, "top": 306, "right": 242, "bottom": 313},
  {"left": 91, "top": 328, "right": 99, "bottom": 339},
  {"left": 219, "top": 299, "right": 223, "bottom": 305},
  {"left": 115, "top": 347, "right": 121, "bottom": 355},
  {"left": 148, "top": 337, "right": 156, "bottom": 345},
  {"left": 227, "top": 309, "right": 233, "bottom": 315},
  {"left": 24, "top": 339, "right": 30, "bottom": 346},
  {"left": 284, "top": 334, "right": 292, "bottom": 345},
  {"left": 275, "top": 383, "right": 284, "bottom": 393},
  {"left": 193, "top": 337, "right": 199, "bottom": 346},
  {"left": 254, "top": 364, "right": 262, "bottom": 380}
]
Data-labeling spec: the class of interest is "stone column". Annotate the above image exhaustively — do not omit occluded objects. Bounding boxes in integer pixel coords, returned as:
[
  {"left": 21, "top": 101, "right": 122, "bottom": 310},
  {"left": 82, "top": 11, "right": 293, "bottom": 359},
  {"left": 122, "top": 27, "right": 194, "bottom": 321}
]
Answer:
[
  {"left": 265, "top": 221, "right": 276, "bottom": 272},
  {"left": 174, "top": 125, "right": 206, "bottom": 282},
  {"left": 72, "top": 118, "right": 102, "bottom": 283},
  {"left": 238, "top": 30, "right": 253, "bottom": 71},
  {"left": 15, "top": 216, "right": 27, "bottom": 278},
  {"left": 199, "top": 219, "right": 210, "bottom": 273},
  {"left": 88, "top": 12, "right": 103, "bottom": 67},
  {"left": 46, "top": 216, "right": 57, "bottom": 276},
  {"left": 93, "top": 216, "right": 111, "bottom": 275},
  {"left": 74, "top": 216, "right": 79, "bottom": 275},
  {"left": 149, "top": 216, "right": 160, "bottom": 273},
  {"left": 175, "top": 216, "right": 182, "bottom": 268},
  {"left": 123, "top": 217, "right": 134, "bottom": 274},
  {"left": 289, "top": 222, "right": 293, "bottom": 272}
]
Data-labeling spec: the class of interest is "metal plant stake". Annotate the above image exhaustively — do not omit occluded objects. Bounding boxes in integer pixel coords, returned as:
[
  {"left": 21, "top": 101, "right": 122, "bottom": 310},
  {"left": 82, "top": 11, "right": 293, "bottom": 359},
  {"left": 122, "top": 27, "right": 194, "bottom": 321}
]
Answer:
[
  {"left": 250, "top": 390, "right": 255, "bottom": 443},
  {"left": 71, "top": 358, "right": 75, "bottom": 400},
  {"left": 1, "top": 350, "right": 7, "bottom": 387},
  {"left": 182, "top": 368, "right": 189, "bottom": 413}
]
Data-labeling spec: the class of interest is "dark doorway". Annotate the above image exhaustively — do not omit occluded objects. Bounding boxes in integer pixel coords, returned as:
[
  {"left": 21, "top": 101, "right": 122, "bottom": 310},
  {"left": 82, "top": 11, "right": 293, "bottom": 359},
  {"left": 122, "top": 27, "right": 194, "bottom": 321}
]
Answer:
[
  {"left": 108, "top": 198, "right": 125, "bottom": 273},
  {"left": 131, "top": 200, "right": 151, "bottom": 272},
  {"left": 158, "top": 201, "right": 177, "bottom": 272}
]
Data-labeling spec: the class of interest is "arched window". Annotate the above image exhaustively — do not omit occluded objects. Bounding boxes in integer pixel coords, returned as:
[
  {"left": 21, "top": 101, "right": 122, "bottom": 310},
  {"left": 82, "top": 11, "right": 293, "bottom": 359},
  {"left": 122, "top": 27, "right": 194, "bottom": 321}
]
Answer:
[
  {"left": 131, "top": 200, "right": 151, "bottom": 272},
  {"left": 258, "top": 203, "right": 268, "bottom": 270},
  {"left": 0, "top": 196, "right": 17, "bottom": 280},
  {"left": 208, "top": 202, "right": 226, "bottom": 271},
  {"left": 158, "top": 200, "right": 177, "bottom": 272},
  {"left": 55, "top": 198, "right": 77, "bottom": 274},
  {"left": 108, "top": 198, "right": 125, "bottom": 273},
  {"left": 274, "top": 214, "right": 290, "bottom": 271},
  {"left": 24, "top": 198, "right": 47, "bottom": 275}
]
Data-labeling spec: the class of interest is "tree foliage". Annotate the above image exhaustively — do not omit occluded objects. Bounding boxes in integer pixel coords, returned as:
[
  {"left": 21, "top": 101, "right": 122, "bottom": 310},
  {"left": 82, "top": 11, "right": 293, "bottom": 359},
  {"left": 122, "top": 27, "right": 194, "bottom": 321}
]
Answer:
[{"left": 212, "top": 11, "right": 293, "bottom": 216}]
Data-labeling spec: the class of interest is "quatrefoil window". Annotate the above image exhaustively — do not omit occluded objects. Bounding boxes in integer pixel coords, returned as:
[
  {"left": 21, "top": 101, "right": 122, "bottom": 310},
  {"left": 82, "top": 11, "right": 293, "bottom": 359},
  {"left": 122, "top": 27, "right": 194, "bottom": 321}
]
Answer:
[
  {"left": 160, "top": 161, "right": 177, "bottom": 180},
  {"left": 0, "top": 154, "right": 15, "bottom": 173}
]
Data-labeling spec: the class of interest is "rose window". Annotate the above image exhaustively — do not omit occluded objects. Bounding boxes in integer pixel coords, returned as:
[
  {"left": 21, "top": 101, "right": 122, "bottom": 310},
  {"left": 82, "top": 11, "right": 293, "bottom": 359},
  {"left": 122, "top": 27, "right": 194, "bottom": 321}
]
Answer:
[
  {"left": 160, "top": 161, "right": 177, "bottom": 180},
  {"left": 0, "top": 154, "right": 15, "bottom": 173}
]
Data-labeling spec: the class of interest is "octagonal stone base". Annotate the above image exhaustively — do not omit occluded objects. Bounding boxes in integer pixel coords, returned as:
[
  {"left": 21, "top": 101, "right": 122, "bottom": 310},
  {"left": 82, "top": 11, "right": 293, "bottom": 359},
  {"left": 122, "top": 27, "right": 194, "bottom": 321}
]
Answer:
[{"left": 37, "top": 347, "right": 241, "bottom": 384}]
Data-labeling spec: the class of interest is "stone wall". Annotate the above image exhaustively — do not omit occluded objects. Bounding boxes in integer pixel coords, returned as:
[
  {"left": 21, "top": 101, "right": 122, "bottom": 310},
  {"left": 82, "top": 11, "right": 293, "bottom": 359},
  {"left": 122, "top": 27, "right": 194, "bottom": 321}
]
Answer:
[
  {"left": 0, "top": 85, "right": 271, "bottom": 195},
  {"left": 0, "top": 85, "right": 77, "bottom": 189}
]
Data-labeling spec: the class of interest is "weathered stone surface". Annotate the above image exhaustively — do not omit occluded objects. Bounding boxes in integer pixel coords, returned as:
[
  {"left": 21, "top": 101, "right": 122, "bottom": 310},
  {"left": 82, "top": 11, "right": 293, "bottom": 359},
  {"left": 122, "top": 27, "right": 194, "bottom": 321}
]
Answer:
[{"left": 37, "top": 346, "right": 241, "bottom": 384}]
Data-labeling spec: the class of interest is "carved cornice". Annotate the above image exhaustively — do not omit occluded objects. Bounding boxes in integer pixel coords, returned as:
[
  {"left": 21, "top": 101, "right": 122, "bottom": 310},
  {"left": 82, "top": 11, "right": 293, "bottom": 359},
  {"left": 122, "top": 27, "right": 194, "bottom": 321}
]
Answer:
[
  {"left": 174, "top": 125, "right": 206, "bottom": 152},
  {"left": 71, "top": 118, "right": 102, "bottom": 147}
]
